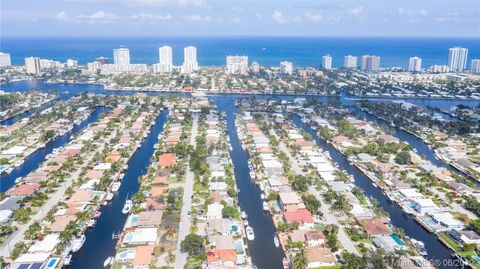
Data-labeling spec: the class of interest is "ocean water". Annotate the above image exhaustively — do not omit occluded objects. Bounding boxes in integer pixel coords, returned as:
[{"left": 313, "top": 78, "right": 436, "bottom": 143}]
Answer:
[{"left": 2, "top": 36, "right": 479, "bottom": 68}]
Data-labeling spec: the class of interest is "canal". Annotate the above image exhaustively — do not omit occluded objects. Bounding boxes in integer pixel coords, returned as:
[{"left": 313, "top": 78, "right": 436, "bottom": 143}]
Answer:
[
  {"left": 291, "top": 115, "right": 459, "bottom": 269},
  {"left": 0, "top": 106, "right": 106, "bottom": 192},
  {"left": 212, "top": 95, "right": 285, "bottom": 269},
  {"left": 70, "top": 108, "right": 169, "bottom": 269}
]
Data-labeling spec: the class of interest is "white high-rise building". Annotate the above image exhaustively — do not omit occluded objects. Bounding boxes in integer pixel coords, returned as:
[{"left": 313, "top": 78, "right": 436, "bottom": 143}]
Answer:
[
  {"left": 25, "top": 57, "right": 41, "bottom": 75},
  {"left": 226, "top": 56, "right": 248, "bottom": 75},
  {"left": 280, "top": 61, "right": 293, "bottom": 75},
  {"left": 157, "top": 46, "right": 173, "bottom": 73},
  {"left": 448, "top": 47, "right": 468, "bottom": 72},
  {"left": 344, "top": 55, "right": 357, "bottom": 69},
  {"left": 66, "top": 59, "right": 78, "bottom": 67},
  {"left": 322, "top": 55, "right": 332, "bottom": 70},
  {"left": 182, "top": 46, "right": 198, "bottom": 74},
  {"left": 251, "top": 61, "right": 260, "bottom": 74},
  {"left": 113, "top": 48, "right": 130, "bottom": 65},
  {"left": 0, "top": 53, "right": 11, "bottom": 67},
  {"left": 86, "top": 61, "right": 103, "bottom": 74},
  {"left": 471, "top": 59, "right": 480, "bottom": 73},
  {"left": 430, "top": 65, "right": 449, "bottom": 73},
  {"left": 361, "top": 55, "right": 381, "bottom": 71},
  {"left": 408, "top": 56, "right": 422, "bottom": 72}
]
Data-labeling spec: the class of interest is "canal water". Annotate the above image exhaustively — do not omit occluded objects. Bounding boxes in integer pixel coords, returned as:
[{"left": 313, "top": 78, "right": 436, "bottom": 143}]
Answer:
[
  {"left": 70, "top": 108, "right": 169, "bottom": 269},
  {"left": 212, "top": 95, "right": 285, "bottom": 269},
  {"left": 291, "top": 115, "right": 459, "bottom": 269},
  {"left": 0, "top": 106, "right": 106, "bottom": 192},
  {"left": 0, "top": 99, "right": 56, "bottom": 126}
]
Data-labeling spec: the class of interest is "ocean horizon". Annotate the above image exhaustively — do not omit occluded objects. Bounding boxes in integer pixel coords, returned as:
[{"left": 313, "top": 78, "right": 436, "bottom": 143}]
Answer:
[{"left": 2, "top": 36, "right": 479, "bottom": 68}]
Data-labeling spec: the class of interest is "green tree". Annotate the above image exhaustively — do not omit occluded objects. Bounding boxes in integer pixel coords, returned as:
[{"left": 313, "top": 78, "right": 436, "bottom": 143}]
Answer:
[
  {"left": 180, "top": 234, "right": 204, "bottom": 256},
  {"left": 293, "top": 248, "right": 308, "bottom": 269}
]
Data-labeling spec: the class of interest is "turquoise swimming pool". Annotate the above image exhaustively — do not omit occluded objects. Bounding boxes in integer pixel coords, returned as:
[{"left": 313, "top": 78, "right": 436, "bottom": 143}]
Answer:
[
  {"left": 390, "top": 234, "right": 405, "bottom": 246},
  {"left": 47, "top": 258, "right": 59, "bottom": 268}
]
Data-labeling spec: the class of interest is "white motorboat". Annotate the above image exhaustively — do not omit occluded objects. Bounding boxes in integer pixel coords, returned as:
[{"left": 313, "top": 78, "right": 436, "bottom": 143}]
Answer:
[
  {"left": 111, "top": 182, "right": 121, "bottom": 192},
  {"left": 122, "top": 200, "right": 133, "bottom": 214},
  {"left": 411, "top": 239, "right": 428, "bottom": 256},
  {"left": 87, "top": 219, "right": 96, "bottom": 228},
  {"left": 103, "top": 256, "right": 114, "bottom": 267},
  {"left": 246, "top": 226, "right": 255, "bottom": 241},
  {"left": 260, "top": 193, "right": 265, "bottom": 200},
  {"left": 71, "top": 235, "right": 86, "bottom": 252},
  {"left": 105, "top": 192, "right": 114, "bottom": 201},
  {"left": 244, "top": 219, "right": 249, "bottom": 226},
  {"left": 263, "top": 201, "right": 269, "bottom": 212},
  {"left": 274, "top": 234, "right": 280, "bottom": 248},
  {"left": 241, "top": 211, "right": 247, "bottom": 219},
  {"left": 63, "top": 254, "right": 72, "bottom": 266}
]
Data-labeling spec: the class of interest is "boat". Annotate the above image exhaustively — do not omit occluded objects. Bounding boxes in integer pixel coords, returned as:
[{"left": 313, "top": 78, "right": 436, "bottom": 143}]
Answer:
[
  {"left": 103, "top": 256, "right": 114, "bottom": 267},
  {"left": 263, "top": 201, "right": 269, "bottom": 212},
  {"left": 260, "top": 193, "right": 265, "bottom": 200},
  {"left": 111, "top": 182, "right": 121, "bottom": 192},
  {"left": 122, "top": 199, "right": 133, "bottom": 214},
  {"left": 94, "top": 210, "right": 102, "bottom": 219},
  {"left": 71, "top": 235, "right": 86, "bottom": 252},
  {"left": 411, "top": 239, "right": 428, "bottom": 256},
  {"left": 282, "top": 258, "right": 290, "bottom": 269},
  {"left": 87, "top": 219, "right": 96, "bottom": 228},
  {"left": 241, "top": 211, "right": 247, "bottom": 219},
  {"left": 246, "top": 226, "right": 255, "bottom": 241},
  {"left": 111, "top": 231, "right": 120, "bottom": 240},
  {"left": 274, "top": 234, "right": 280, "bottom": 247},
  {"left": 105, "top": 192, "right": 114, "bottom": 201},
  {"left": 63, "top": 254, "right": 72, "bottom": 266},
  {"left": 243, "top": 219, "right": 249, "bottom": 226}
]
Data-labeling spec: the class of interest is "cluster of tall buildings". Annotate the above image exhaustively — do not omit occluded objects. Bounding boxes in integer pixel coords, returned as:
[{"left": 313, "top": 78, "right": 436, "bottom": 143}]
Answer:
[
  {"left": 23, "top": 56, "right": 78, "bottom": 75},
  {"left": 226, "top": 56, "right": 249, "bottom": 75}
]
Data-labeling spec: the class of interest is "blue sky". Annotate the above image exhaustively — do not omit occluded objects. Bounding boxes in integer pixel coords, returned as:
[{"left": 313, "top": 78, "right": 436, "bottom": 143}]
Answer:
[{"left": 1, "top": 0, "right": 479, "bottom": 37}]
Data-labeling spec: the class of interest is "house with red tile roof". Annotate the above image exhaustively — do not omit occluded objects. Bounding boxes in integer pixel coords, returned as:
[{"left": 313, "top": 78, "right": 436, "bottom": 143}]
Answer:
[
  {"left": 158, "top": 153, "right": 176, "bottom": 168},
  {"left": 7, "top": 183, "right": 41, "bottom": 196},
  {"left": 283, "top": 209, "right": 314, "bottom": 230},
  {"left": 132, "top": 245, "right": 155, "bottom": 267},
  {"left": 360, "top": 218, "right": 391, "bottom": 236},
  {"left": 206, "top": 249, "right": 237, "bottom": 269},
  {"left": 305, "top": 247, "right": 336, "bottom": 268}
]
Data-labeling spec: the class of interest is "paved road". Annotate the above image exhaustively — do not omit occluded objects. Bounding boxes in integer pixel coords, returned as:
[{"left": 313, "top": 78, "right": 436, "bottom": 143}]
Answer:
[
  {"left": 275, "top": 131, "right": 360, "bottom": 256},
  {"left": 174, "top": 115, "right": 198, "bottom": 269}
]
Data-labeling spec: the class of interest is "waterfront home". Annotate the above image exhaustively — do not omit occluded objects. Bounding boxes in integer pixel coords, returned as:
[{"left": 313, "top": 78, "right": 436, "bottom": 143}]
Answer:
[
  {"left": 360, "top": 218, "right": 391, "bottom": 236},
  {"left": 7, "top": 183, "right": 40, "bottom": 196},
  {"left": 459, "top": 230, "right": 480, "bottom": 244},
  {"left": 412, "top": 198, "right": 438, "bottom": 215},
  {"left": 372, "top": 235, "right": 406, "bottom": 252},
  {"left": 208, "top": 235, "right": 235, "bottom": 250},
  {"left": 397, "top": 188, "right": 424, "bottom": 201},
  {"left": 283, "top": 209, "right": 315, "bottom": 230},
  {"left": 67, "top": 190, "right": 93, "bottom": 206},
  {"left": 12, "top": 252, "right": 50, "bottom": 269},
  {"left": 132, "top": 211, "right": 163, "bottom": 228},
  {"left": 49, "top": 215, "right": 77, "bottom": 232},
  {"left": 28, "top": 234, "right": 59, "bottom": 254},
  {"left": 428, "top": 211, "right": 465, "bottom": 230},
  {"left": 305, "top": 247, "right": 336, "bottom": 268},
  {"left": 278, "top": 191, "right": 304, "bottom": 212},
  {"left": 105, "top": 150, "right": 122, "bottom": 163},
  {"left": 122, "top": 227, "right": 158, "bottom": 246},
  {"left": 206, "top": 249, "right": 237, "bottom": 269},
  {"left": 132, "top": 245, "right": 155, "bottom": 268},
  {"left": 0, "top": 209, "right": 13, "bottom": 224}
]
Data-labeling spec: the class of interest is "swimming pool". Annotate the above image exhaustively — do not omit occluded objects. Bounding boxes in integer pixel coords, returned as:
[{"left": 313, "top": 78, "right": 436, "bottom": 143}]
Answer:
[
  {"left": 46, "top": 258, "right": 59, "bottom": 268},
  {"left": 390, "top": 234, "right": 405, "bottom": 246},
  {"left": 231, "top": 224, "right": 239, "bottom": 232},
  {"left": 116, "top": 249, "right": 136, "bottom": 261}
]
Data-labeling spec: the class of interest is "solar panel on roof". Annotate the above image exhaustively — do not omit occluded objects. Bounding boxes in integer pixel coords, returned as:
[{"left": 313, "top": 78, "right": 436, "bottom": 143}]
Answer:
[{"left": 30, "top": 263, "right": 43, "bottom": 269}]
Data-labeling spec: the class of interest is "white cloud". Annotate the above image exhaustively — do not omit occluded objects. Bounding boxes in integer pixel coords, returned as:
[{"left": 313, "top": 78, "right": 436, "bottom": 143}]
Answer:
[
  {"left": 272, "top": 10, "right": 287, "bottom": 24},
  {"left": 255, "top": 12, "right": 262, "bottom": 19},
  {"left": 130, "top": 13, "right": 173, "bottom": 22},
  {"left": 304, "top": 12, "right": 323, "bottom": 23},
  {"left": 418, "top": 8, "right": 428, "bottom": 16},
  {"left": 347, "top": 6, "right": 363, "bottom": 17},
  {"left": 127, "top": 0, "right": 206, "bottom": 8},
  {"left": 76, "top": 11, "right": 119, "bottom": 23},
  {"left": 56, "top": 11, "right": 67, "bottom": 20},
  {"left": 184, "top": 14, "right": 220, "bottom": 22},
  {"left": 230, "top": 16, "right": 241, "bottom": 24}
]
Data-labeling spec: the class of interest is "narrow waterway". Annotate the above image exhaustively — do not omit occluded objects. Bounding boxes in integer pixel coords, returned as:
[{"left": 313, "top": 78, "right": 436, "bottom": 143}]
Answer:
[
  {"left": 352, "top": 107, "right": 478, "bottom": 184},
  {"left": 291, "top": 115, "right": 458, "bottom": 269},
  {"left": 0, "top": 106, "right": 106, "bottom": 192},
  {"left": 212, "top": 96, "right": 285, "bottom": 269},
  {"left": 70, "top": 108, "right": 169, "bottom": 269},
  {"left": 0, "top": 99, "right": 57, "bottom": 126}
]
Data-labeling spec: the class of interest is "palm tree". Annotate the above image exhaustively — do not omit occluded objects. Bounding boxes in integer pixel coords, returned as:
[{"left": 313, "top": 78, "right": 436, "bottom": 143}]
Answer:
[{"left": 293, "top": 248, "right": 308, "bottom": 269}]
